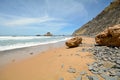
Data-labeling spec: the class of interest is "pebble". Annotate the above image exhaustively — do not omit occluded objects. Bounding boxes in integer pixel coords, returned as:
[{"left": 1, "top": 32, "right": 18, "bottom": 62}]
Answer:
[
  {"left": 101, "top": 74, "right": 118, "bottom": 80},
  {"left": 116, "top": 60, "right": 120, "bottom": 64},
  {"left": 115, "top": 72, "right": 120, "bottom": 77},
  {"left": 12, "top": 59, "right": 15, "bottom": 62},
  {"left": 85, "top": 45, "right": 120, "bottom": 79},
  {"left": 59, "top": 77, "right": 64, "bottom": 80},
  {"left": 75, "top": 76, "right": 82, "bottom": 80},
  {"left": 80, "top": 71, "right": 86, "bottom": 75},
  {"left": 61, "top": 64, "right": 64, "bottom": 68},
  {"left": 87, "top": 75, "right": 99, "bottom": 80},
  {"left": 67, "top": 68, "right": 76, "bottom": 73},
  {"left": 30, "top": 52, "right": 33, "bottom": 55}
]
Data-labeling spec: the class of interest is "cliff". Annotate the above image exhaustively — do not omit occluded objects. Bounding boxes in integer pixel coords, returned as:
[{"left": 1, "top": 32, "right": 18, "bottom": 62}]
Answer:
[{"left": 73, "top": 0, "right": 120, "bottom": 36}]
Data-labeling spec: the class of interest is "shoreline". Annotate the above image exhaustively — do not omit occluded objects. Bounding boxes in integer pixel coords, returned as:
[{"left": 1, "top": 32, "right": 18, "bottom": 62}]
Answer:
[
  {"left": 0, "top": 36, "right": 97, "bottom": 80},
  {"left": 0, "top": 41, "right": 65, "bottom": 66}
]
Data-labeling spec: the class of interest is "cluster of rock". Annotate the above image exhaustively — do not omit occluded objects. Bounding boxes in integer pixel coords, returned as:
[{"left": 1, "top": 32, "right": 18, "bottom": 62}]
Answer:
[
  {"left": 86, "top": 46, "right": 120, "bottom": 80},
  {"left": 95, "top": 24, "right": 120, "bottom": 46},
  {"left": 65, "top": 36, "right": 82, "bottom": 48},
  {"left": 60, "top": 66, "right": 100, "bottom": 80}
]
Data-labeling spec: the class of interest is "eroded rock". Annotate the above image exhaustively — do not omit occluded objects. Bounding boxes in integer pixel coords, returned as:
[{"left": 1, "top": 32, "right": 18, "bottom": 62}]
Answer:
[
  {"left": 95, "top": 24, "right": 120, "bottom": 46},
  {"left": 65, "top": 36, "right": 82, "bottom": 48}
]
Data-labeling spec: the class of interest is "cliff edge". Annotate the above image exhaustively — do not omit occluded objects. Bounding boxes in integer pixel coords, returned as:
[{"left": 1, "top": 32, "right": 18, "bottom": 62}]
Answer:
[{"left": 73, "top": 0, "right": 120, "bottom": 36}]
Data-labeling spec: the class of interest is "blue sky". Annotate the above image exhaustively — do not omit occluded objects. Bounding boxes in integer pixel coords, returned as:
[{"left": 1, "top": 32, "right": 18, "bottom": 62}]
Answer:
[{"left": 0, "top": 0, "right": 113, "bottom": 35}]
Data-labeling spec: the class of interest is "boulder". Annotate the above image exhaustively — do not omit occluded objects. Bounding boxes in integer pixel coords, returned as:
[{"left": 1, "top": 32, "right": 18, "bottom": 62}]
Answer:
[
  {"left": 95, "top": 24, "right": 120, "bottom": 46},
  {"left": 65, "top": 36, "right": 82, "bottom": 48},
  {"left": 44, "top": 32, "right": 53, "bottom": 36}
]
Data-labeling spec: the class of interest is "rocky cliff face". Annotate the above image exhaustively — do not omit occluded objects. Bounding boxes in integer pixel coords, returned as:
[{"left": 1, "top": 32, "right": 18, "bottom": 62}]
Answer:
[{"left": 73, "top": 0, "right": 120, "bottom": 36}]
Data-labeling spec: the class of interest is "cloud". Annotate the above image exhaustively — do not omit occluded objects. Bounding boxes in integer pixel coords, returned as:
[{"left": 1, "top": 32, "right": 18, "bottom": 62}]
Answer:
[
  {"left": 5, "top": 17, "right": 53, "bottom": 26},
  {"left": 46, "top": 0, "right": 88, "bottom": 19},
  {"left": 0, "top": 14, "right": 64, "bottom": 27},
  {"left": 75, "top": 0, "right": 98, "bottom": 4},
  {"left": 0, "top": 0, "right": 89, "bottom": 35}
]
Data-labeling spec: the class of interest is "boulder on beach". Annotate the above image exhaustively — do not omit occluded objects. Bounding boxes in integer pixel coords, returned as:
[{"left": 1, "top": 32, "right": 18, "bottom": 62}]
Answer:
[
  {"left": 44, "top": 32, "right": 53, "bottom": 36},
  {"left": 95, "top": 24, "right": 120, "bottom": 46},
  {"left": 65, "top": 36, "right": 82, "bottom": 48}
]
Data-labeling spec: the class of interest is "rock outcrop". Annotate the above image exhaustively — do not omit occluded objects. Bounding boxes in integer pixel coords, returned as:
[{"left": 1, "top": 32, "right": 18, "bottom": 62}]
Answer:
[
  {"left": 73, "top": 0, "right": 120, "bottom": 36},
  {"left": 95, "top": 24, "right": 120, "bottom": 46},
  {"left": 44, "top": 32, "right": 53, "bottom": 36},
  {"left": 65, "top": 36, "right": 82, "bottom": 48}
]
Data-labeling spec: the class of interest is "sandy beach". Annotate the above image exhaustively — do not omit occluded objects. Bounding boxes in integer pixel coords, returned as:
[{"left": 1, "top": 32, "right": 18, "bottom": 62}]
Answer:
[{"left": 0, "top": 36, "right": 100, "bottom": 80}]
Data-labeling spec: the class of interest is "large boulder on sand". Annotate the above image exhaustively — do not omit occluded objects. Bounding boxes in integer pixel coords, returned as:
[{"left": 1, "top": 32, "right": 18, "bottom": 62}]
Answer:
[
  {"left": 65, "top": 36, "right": 82, "bottom": 48},
  {"left": 95, "top": 24, "right": 120, "bottom": 46}
]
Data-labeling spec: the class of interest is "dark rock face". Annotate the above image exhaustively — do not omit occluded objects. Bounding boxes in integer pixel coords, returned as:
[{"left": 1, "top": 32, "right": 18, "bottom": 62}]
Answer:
[
  {"left": 65, "top": 36, "right": 82, "bottom": 48},
  {"left": 95, "top": 24, "right": 120, "bottom": 46},
  {"left": 73, "top": 0, "right": 120, "bottom": 36},
  {"left": 44, "top": 32, "right": 53, "bottom": 36}
]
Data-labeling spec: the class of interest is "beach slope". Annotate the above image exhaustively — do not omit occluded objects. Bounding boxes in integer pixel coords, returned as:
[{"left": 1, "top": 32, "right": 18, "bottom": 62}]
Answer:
[{"left": 0, "top": 36, "right": 96, "bottom": 80}]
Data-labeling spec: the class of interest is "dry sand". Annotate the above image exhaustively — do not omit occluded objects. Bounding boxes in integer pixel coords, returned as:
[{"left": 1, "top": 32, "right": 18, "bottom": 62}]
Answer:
[{"left": 0, "top": 36, "right": 98, "bottom": 80}]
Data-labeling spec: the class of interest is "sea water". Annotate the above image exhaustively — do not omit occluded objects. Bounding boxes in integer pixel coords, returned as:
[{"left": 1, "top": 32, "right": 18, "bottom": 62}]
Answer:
[{"left": 0, "top": 36, "right": 71, "bottom": 51}]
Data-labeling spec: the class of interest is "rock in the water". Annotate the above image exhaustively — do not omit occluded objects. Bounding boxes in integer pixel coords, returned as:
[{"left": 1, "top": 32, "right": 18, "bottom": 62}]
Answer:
[
  {"left": 95, "top": 24, "right": 120, "bottom": 46},
  {"left": 44, "top": 32, "right": 53, "bottom": 36},
  {"left": 65, "top": 36, "right": 82, "bottom": 48}
]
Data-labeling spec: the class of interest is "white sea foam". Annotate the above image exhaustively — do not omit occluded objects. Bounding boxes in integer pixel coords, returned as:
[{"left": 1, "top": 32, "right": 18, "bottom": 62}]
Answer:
[
  {"left": 0, "top": 36, "right": 51, "bottom": 40},
  {"left": 0, "top": 37, "right": 71, "bottom": 51}
]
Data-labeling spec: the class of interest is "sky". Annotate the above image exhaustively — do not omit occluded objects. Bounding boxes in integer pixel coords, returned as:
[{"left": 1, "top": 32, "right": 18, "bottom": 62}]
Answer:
[{"left": 0, "top": 0, "right": 113, "bottom": 35}]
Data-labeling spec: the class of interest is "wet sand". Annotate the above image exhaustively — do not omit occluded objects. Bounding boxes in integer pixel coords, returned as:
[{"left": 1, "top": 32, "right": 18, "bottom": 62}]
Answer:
[
  {"left": 0, "top": 41, "right": 65, "bottom": 66},
  {"left": 0, "top": 36, "right": 97, "bottom": 80}
]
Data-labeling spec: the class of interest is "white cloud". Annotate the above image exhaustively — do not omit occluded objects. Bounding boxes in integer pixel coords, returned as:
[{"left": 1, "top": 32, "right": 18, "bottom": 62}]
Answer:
[{"left": 2, "top": 15, "right": 60, "bottom": 26}]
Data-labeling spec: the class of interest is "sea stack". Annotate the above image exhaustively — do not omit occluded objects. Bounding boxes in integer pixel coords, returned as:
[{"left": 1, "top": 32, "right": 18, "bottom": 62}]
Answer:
[{"left": 44, "top": 32, "right": 53, "bottom": 36}]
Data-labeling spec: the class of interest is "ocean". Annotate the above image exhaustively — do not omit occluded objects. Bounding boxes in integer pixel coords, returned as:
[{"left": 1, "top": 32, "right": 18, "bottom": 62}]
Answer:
[{"left": 0, "top": 36, "right": 71, "bottom": 51}]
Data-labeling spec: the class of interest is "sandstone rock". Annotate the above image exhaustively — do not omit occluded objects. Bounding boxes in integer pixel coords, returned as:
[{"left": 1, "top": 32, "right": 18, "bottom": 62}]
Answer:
[
  {"left": 95, "top": 24, "right": 120, "bottom": 46},
  {"left": 65, "top": 36, "right": 82, "bottom": 48},
  {"left": 44, "top": 32, "right": 53, "bottom": 36}
]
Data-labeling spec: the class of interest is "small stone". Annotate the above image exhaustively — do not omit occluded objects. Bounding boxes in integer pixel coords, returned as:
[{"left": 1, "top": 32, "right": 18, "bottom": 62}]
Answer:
[
  {"left": 61, "top": 64, "right": 64, "bottom": 68},
  {"left": 87, "top": 75, "right": 99, "bottom": 80},
  {"left": 12, "top": 59, "right": 15, "bottom": 62},
  {"left": 67, "top": 68, "right": 76, "bottom": 73},
  {"left": 88, "top": 65, "right": 94, "bottom": 71},
  {"left": 75, "top": 54, "right": 80, "bottom": 56},
  {"left": 115, "top": 72, "right": 120, "bottom": 77},
  {"left": 58, "top": 54, "right": 62, "bottom": 57},
  {"left": 80, "top": 71, "right": 86, "bottom": 75},
  {"left": 115, "top": 47, "right": 119, "bottom": 49},
  {"left": 101, "top": 74, "right": 118, "bottom": 80},
  {"left": 75, "top": 76, "right": 82, "bottom": 80},
  {"left": 87, "top": 75, "right": 93, "bottom": 80},
  {"left": 71, "top": 54, "right": 73, "bottom": 56},
  {"left": 116, "top": 60, "right": 120, "bottom": 64},
  {"left": 30, "top": 52, "right": 33, "bottom": 55},
  {"left": 59, "top": 77, "right": 64, "bottom": 80}
]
